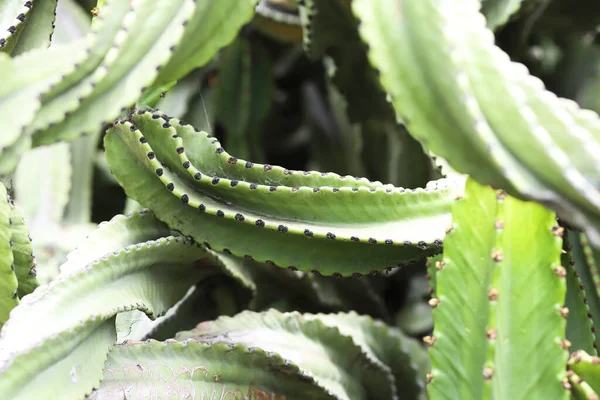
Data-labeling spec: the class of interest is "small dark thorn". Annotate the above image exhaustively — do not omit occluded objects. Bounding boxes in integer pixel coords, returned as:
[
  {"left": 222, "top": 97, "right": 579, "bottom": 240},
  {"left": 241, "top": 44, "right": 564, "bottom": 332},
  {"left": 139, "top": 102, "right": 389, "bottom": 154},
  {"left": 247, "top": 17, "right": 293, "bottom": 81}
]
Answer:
[
  {"left": 199, "top": 204, "right": 206, "bottom": 212},
  {"left": 250, "top": 184, "right": 257, "bottom": 190},
  {"left": 312, "top": 188, "right": 319, "bottom": 193},
  {"left": 255, "top": 219, "right": 265, "bottom": 227},
  {"left": 212, "top": 177, "right": 220, "bottom": 185},
  {"left": 264, "top": 164, "right": 272, "bottom": 171},
  {"left": 182, "top": 161, "right": 190, "bottom": 169},
  {"left": 227, "top": 157, "right": 237, "bottom": 164},
  {"left": 368, "top": 238, "right": 377, "bottom": 244},
  {"left": 181, "top": 194, "right": 189, "bottom": 204},
  {"left": 269, "top": 186, "right": 276, "bottom": 192},
  {"left": 278, "top": 225, "right": 288, "bottom": 233},
  {"left": 194, "top": 172, "right": 201, "bottom": 180},
  {"left": 326, "top": 232, "right": 336, "bottom": 240},
  {"left": 155, "top": 168, "right": 164, "bottom": 176},
  {"left": 215, "top": 147, "right": 224, "bottom": 154},
  {"left": 166, "top": 183, "right": 174, "bottom": 191},
  {"left": 147, "top": 151, "right": 155, "bottom": 159},
  {"left": 235, "top": 213, "right": 245, "bottom": 222},
  {"left": 385, "top": 239, "right": 393, "bottom": 245},
  {"left": 350, "top": 236, "right": 359, "bottom": 242},
  {"left": 176, "top": 147, "right": 184, "bottom": 154},
  {"left": 245, "top": 161, "right": 254, "bottom": 168},
  {"left": 216, "top": 210, "right": 224, "bottom": 217},
  {"left": 230, "top": 180, "right": 239, "bottom": 187}
]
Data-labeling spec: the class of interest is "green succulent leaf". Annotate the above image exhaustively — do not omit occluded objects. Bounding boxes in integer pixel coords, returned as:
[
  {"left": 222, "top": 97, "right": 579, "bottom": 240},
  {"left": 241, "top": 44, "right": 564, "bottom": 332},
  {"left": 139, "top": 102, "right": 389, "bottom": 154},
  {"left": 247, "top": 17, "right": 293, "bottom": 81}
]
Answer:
[
  {"left": 353, "top": 0, "right": 600, "bottom": 248},
  {"left": 177, "top": 309, "right": 426, "bottom": 399},
  {"left": 0, "top": 210, "right": 237, "bottom": 399},
  {"left": 105, "top": 110, "right": 464, "bottom": 276},
  {"left": 92, "top": 339, "right": 333, "bottom": 400},
  {"left": 428, "top": 178, "right": 568, "bottom": 400}
]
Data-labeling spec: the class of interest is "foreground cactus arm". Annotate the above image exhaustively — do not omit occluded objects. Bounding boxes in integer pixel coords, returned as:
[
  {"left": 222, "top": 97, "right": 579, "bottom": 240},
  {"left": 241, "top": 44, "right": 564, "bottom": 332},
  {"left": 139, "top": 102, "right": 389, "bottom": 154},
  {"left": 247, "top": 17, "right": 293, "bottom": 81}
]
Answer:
[
  {"left": 428, "top": 178, "right": 567, "bottom": 400},
  {"left": 354, "top": 0, "right": 600, "bottom": 247},
  {"left": 105, "top": 109, "right": 464, "bottom": 276}
]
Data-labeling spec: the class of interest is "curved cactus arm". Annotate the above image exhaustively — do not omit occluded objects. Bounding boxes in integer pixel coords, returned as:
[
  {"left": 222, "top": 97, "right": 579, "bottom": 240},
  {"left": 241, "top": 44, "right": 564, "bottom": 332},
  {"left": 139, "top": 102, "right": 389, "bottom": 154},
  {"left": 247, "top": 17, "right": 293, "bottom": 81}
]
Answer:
[
  {"left": 0, "top": 230, "right": 225, "bottom": 399},
  {"left": 8, "top": 200, "right": 38, "bottom": 298},
  {"left": 105, "top": 110, "right": 463, "bottom": 276},
  {"left": 564, "top": 236, "right": 597, "bottom": 355},
  {"left": 90, "top": 339, "right": 334, "bottom": 400},
  {"left": 0, "top": 183, "right": 18, "bottom": 329},
  {"left": 317, "top": 311, "right": 429, "bottom": 399},
  {"left": 428, "top": 178, "right": 568, "bottom": 400},
  {"left": 0, "top": 0, "right": 56, "bottom": 54},
  {"left": 153, "top": 0, "right": 259, "bottom": 85},
  {"left": 352, "top": 0, "right": 600, "bottom": 246},
  {"left": 569, "top": 231, "right": 600, "bottom": 348},
  {"left": 480, "top": 0, "right": 526, "bottom": 30},
  {"left": 569, "top": 350, "right": 600, "bottom": 395},
  {"left": 178, "top": 309, "right": 401, "bottom": 399}
]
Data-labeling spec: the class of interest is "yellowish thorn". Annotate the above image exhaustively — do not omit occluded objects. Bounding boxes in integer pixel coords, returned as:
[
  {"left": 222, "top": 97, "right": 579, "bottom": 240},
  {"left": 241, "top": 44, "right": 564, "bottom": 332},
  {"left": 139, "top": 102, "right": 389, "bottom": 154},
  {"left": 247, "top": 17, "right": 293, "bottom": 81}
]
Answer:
[
  {"left": 428, "top": 298, "right": 440, "bottom": 308},
  {"left": 487, "top": 288, "right": 499, "bottom": 301},
  {"left": 482, "top": 367, "right": 494, "bottom": 380}
]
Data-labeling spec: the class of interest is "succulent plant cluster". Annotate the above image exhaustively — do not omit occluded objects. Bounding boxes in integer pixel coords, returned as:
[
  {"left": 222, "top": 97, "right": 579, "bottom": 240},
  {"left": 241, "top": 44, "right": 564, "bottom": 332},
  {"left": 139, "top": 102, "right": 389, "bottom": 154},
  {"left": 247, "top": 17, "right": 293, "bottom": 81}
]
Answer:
[{"left": 1, "top": 0, "right": 600, "bottom": 399}]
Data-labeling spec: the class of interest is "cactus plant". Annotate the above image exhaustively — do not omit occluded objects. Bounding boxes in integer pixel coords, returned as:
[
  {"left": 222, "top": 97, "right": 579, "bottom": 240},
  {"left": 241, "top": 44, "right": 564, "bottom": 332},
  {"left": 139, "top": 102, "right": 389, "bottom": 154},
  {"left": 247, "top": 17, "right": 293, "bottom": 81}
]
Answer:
[{"left": 1, "top": 0, "right": 600, "bottom": 398}]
